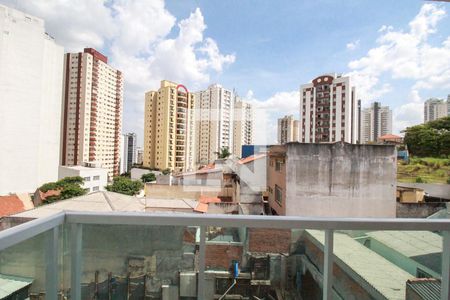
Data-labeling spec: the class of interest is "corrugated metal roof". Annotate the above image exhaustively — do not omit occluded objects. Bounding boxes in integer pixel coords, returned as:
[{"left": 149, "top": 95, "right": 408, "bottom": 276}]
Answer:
[
  {"left": 0, "top": 274, "right": 33, "bottom": 299},
  {"left": 406, "top": 279, "right": 440, "bottom": 300},
  {"left": 366, "top": 231, "right": 442, "bottom": 257},
  {"left": 306, "top": 230, "right": 412, "bottom": 300}
]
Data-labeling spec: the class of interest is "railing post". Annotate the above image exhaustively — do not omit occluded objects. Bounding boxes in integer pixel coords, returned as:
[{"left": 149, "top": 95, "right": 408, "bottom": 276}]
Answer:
[
  {"left": 323, "top": 229, "right": 334, "bottom": 300},
  {"left": 70, "top": 223, "right": 83, "bottom": 300},
  {"left": 442, "top": 230, "right": 450, "bottom": 300},
  {"left": 45, "top": 226, "right": 59, "bottom": 300},
  {"left": 198, "top": 225, "right": 206, "bottom": 299}
]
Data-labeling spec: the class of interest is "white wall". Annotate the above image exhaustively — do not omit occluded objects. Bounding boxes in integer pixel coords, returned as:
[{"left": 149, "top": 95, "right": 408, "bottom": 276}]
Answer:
[
  {"left": 0, "top": 5, "right": 64, "bottom": 195},
  {"left": 58, "top": 166, "right": 108, "bottom": 193}
]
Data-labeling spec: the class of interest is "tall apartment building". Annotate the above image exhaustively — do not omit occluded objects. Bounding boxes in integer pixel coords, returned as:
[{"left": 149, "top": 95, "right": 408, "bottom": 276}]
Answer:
[
  {"left": 299, "top": 74, "right": 359, "bottom": 143},
  {"left": 61, "top": 48, "right": 123, "bottom": 178},
  {"left": 143, "top": 80, "right": 195, "bottom": 173},
  {"left": 360, "top": 102, "right": 392, "bottom": 143},
  {"left": 0, "top": 5, "right": 64, "bottom": 195},
  {"left": 424, "top": 98, "right": 448, "bottom": 123},
  {"left": 120, "top": 133, "right": 137, "bottom": 173},
  {"left": 194, "top": 84, "right": 234, "bottom": 165},
  {"left": 277, "top": 115, "right": 299, "bottom": 144},
  {"left": 233, "top": 97, "right": 254, "bottom": 158}
]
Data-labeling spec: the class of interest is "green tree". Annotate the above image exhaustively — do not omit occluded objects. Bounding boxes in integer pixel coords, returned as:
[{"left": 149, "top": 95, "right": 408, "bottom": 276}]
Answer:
[
  {"left": 141, "top": 172, "right": 156, "bottom": 183},
  {"left": 404, "top": 117, "right": 450, "bottom": 157},
  {"left": 161, "top": 168, "right": 171, "bottom": 175},
  {"left": 38, "top": 176, "right": 86, "bottom": 203},
  {"left": 215, "top": 147, "right": 231, "bottom": 159},
  {"left": 105, "top": 176, "right": 143, "bottom": 196}
]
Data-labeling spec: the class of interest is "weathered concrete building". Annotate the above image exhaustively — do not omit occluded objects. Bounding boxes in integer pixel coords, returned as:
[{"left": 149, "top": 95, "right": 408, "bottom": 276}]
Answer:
[{"left": 267, "top": 142, "right": 396, "bottom": 217}]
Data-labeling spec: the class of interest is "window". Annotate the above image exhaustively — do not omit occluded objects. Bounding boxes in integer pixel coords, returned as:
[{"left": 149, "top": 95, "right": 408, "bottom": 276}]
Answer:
[
  {"left": 92, "top": 186, "right": 99, "bottom": 191},
  {"left": 93, "top": 175, "right": 100, "bottom": 181},
  {"left": 275, "top": 159, "right": 283, "bottom": 172},
  {"left": 275, "top": 185, "right": 282, "bottom": 206},
  {"left": 84, "top": 176, "right": 90, "bottom": 182}
]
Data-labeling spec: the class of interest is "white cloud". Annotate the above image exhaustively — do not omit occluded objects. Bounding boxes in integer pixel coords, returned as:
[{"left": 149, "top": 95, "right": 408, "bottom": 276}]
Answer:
[
  {"left": 245, "top": 90, "right": 299, "bottom": 144},
  {"left": 346, "top": 39, "right": 360, "bottom": 51},
  {"left": 347, "top": 3, "right": 449, "bottom": 132},
  {"left": 3, "top": 0, "right": 235, "bottom": 139}
]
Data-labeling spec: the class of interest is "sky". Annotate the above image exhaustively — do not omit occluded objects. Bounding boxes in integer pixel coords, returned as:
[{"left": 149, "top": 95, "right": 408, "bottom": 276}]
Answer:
[{"left": 2, "top": 0, "right": 450, "bottom": 145}]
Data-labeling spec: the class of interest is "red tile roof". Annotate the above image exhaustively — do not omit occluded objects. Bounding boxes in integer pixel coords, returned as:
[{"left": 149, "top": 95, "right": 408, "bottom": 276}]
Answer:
[
  {"left": 199, "top": 195, "right": 221, "bottom": 204},
  {"left": 39, "top": 189, "right": 61, "bottom": 200},
  {"left": 238, "top": 153, "right": 266, "bottom": 164},
  {"left": 379, "top": 134, "right": 402, "bottom": 140},
  {"left": 0, "top": 195, "right": 26, "bottom": 217},
  {"left": 194, "top": 202, "right": 208, "bottom": 213}
]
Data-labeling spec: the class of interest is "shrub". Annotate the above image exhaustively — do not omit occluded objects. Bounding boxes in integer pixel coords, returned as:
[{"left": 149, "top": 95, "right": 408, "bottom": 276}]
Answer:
[
  {"left": 106, "top": 176, "right": 143, "bottom": 196},
  {"left": 415, "top": 177, "right": 425, "bottom": 183},
  {"left": 141, "top": 172, "right": 156, "bottom": 183}
]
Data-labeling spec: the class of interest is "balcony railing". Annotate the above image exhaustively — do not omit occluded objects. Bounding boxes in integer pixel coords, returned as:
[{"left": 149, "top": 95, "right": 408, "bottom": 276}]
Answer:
[{"left": 0, "top": 211, "right": 449, "bottom": 300}]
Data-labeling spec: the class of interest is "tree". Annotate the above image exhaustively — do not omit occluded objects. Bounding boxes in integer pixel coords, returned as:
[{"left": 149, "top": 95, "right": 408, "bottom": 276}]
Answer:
[
  {"left": 215, "top": 147, "right": 231, "bottom": 159},
  {"left": 404, "top": 117, "right": 450, "bottom": 157},
  {"left": 105, "top": 176, "right": 143, "bottom": 196},
  {"left": 120, "top": 172, "right": 131, "bottom": 178},
  {"left": 141, "top": 172, "right": 156, "bottom": 183},
  {"left": 161, "top": 168, "right": 171, "bottom": 175},
  {"left": 38, "top": 176, "right": 86, "bottom": 203}
]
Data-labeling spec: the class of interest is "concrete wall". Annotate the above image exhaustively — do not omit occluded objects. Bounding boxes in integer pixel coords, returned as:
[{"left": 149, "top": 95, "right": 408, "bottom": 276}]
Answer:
[
  {"left": 267, "top": 145, "right": 287, "bottom": 215},
  {"left": 396, "top": 202, "right": 446, "bottom": 218},
  {"left": 130, "top": 168, "right": 161, "bottom": 181},
  {"left": 145, "top": 184, "right": 220, "bottom": 199},
  {"left": 285, "top": 142, "right": 396, "bottom": 218}
]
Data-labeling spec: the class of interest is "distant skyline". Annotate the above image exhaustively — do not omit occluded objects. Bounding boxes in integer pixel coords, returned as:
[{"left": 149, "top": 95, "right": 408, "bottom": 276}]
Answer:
[{"left": 2, "top": 0, "right": 450, "bottom": 145}]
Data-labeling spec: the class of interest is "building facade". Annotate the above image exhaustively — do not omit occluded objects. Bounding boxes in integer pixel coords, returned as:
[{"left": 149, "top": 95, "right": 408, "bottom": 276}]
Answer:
[
  {"left": 267, "top": 143, "right": 396, "bottom": 217},
  {"left": 424, "top": 98, "right": 448, "bottom": 123},
  {"left": 143, "top": 80, "right": 195, "bottom": 173},
  {"left": 360, "top": 102, "right": 392, "bottom": 143},
  {"left": 194, "top": 84, "right": 234, "bottom": 165},
  {"left": 61, "top": 48, "right": 123, "bottom": 178},
  {"left": 233, "top": 98, "right": 253, "bottom": 158},
  {"left": 0, "top": 5, "right": 64, "bottom": 195},
  {"left": 120, "top": 133, "right": 137, "bottom": 173},
  {"left": 277, "top": 115, "right": 299, "bottom": 144},
  {"left": 58, "top": 165, "right": 108, "bottom": 193},
  {"left": 299, "top": 74, "right": 359, "bottom": 143}
]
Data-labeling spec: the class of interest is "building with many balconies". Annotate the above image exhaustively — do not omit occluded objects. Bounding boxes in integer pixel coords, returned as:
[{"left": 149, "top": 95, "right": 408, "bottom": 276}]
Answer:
[
  {"left": 143, "top": 80, "right": 195, "bottom": 173},
  {"left": 60, "top": 48, "right": 123, "bottom": 178},
  {"left": 300, "top": 74, "right": 359, "bottom": 143}
]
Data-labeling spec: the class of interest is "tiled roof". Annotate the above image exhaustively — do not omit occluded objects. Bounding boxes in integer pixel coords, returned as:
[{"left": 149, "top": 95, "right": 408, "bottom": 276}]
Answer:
[
  {"left": 238, "top": 153, "right": 266, "bottom": 165},
  {"left": 39, "top": 189, "right": 61, "bottom": 200},
  {"left": 199, "top": 195, "right": 221, "bottom": 204},
  {"left": 406, "top": 278, "right": 440, "bottom": 300},
  {"left": 194, "top": 202, "right": 208, "bottom": 213},
  {"left": 0, "top": 195, "right": 26, "bottom": 217},
  {"left": 379, "top": 134, "right": 402, "bottom": 139}
]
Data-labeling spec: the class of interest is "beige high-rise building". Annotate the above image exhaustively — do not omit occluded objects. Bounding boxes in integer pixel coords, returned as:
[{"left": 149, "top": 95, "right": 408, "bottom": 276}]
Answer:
[
  {"left": 360, "top": 102, "right": 392, "bottom": 143},
  {"left": 233, "top": 97, "right": 253, "bottom": 158},
  {"left": 194, "top": 84, "right": 234, "bottom": 165},
  {"left": 277, "top": 115, "right": 299, "bottom": 144},
  {"left": 61, "top": 48, "right": 123, "bottom": 178},
  {"left": 143, "top": 80, "right": 195, "bottom": 173},
  {"left": 300, "top": 74, "right": 358, "bottom": 143},
  {"left": 424, "top": 98, "right": 448, "bottom": 123}
]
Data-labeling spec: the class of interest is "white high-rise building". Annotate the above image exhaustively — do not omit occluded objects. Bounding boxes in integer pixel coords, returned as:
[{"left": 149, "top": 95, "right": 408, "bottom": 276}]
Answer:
[
  {"left": 120, "top": 133, "right": 137, "bottom": 174},
  {"left": 194, "top": 84, "right": 234, "bottom": 165},
  {"left": 424, "top": 98, "right": 448, "bottom": 123},
  {"left": 277, "top": 115, "right": 299, "bottom": 144},
  {"left": 61, "top": 48, "right": 123, "bottom": 179},
  {"left": 300, "top": 74, "right": 358, "bottom": 143},
  {"left": 0, "top": 5, "right": 64, "bottom": 195},
  {"left": 360, "top": 102, "right": 392, "bottom": 143},
  {"left": 233, "top": 97, "right": 253, "bottom": 158}
]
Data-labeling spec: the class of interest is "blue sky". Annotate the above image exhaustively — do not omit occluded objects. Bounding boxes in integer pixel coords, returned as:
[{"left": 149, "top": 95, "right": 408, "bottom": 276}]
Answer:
[{"left": 3, "top": 0, "right": 450, "bottom": 144}]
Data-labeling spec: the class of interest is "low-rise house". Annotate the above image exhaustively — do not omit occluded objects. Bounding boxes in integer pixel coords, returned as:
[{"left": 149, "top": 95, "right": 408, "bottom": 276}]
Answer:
[
  {"left": 0, "top": 193, "right": 33, "bottom": 217},
  {"left": 59, "top": 165, "right": 108, "bottom": 193}
]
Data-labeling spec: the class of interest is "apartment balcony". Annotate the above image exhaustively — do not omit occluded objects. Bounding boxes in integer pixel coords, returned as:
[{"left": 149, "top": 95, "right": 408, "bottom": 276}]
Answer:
[{"left": 0, "top": 212, "right": 449, "bottom": 300}]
